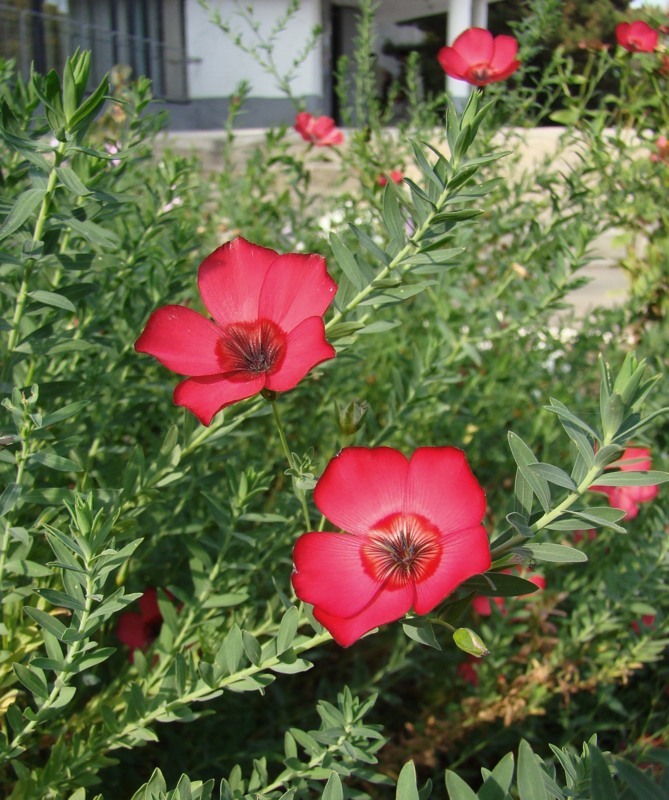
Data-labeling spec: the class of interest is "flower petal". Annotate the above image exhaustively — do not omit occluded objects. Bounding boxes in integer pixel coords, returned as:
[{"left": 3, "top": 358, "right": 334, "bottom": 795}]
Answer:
[
  {"left": 265, "top": 317, "right": 335, "bottom": 392},
  {"left": 312, "top": 583, "right": 413, "bottom": 647},
  {"left": 490, "top": 34, "right": 519, "bottom": 71},
  {"left": 173, "top": 374, "right": 265, "bottom": 426},
  {"left": 437, "top": 46, "right": 470, "bottom": 80},
  {"left": 198, "top": 237, "right": 279, "bottom": 326},
  {"left": 314, "top": 447, "right": 409, "bottom": 535},
  {"left": 404, "top": 447, "right": 486, "bottom": 534},
  {"left": 138, "top": 588, "right": 161, "bottom": 624},
  {"left": 135, "top": 305, "right": 224, "bottom": 376},
  {"left": 453, "top": 27, "right": 494, "bottom": 64},
  {"left": 291, "top": 532, "right": 381, "bottom": 617},
  {"left": 413, "top": 524, "right": 491, "bottom": 614},
  {"left": 258, "top": 252, "right": 337, "bottom": 331},
  {"left": 116, "top": 613, "right": 149, "bottom": 650}
]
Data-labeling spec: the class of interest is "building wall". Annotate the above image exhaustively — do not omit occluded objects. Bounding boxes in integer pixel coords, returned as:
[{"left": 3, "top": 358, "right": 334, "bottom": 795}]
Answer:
[{"left": 167, "top": 0, "right": 324, "bottom": 129}]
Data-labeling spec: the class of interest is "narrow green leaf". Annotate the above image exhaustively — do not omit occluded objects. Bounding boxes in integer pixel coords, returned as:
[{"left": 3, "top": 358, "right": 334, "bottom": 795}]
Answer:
[
  {"left": 242, "top": 631, "right": 262, "bottom": 666},
  {"left": 522, "top": 543, "right": 588, "bottom": 563},
  {"left": 29, "top": 451, "right": 82, "bottom": 472},
  {"left": 41, "top": 400, "right": 89, "bottom": 428},
  {"left": 24, "top": 606, "right": 68, "bottom": 640},
  {"left": 508, "top": 433, "right": 551, "bottom": 513},
  {"left": 444, "top": 770, "right": 478, "bottom": 800},
  {"left": 396, "top": 761, "right": 420, "bottom": 800},
  {"left": 350, "top": 224, "right": 390, "bottom": 264},
  {"left": 383, "top": 184, "right": 407, "bottom": 245},
  {"left": 589, "top": 745, "right": 617, "bottom": 800},
  {"left": 591, "top": 471, "right": 667, "bottom": 487},
  {"left": 517, "top": 740, "right": 548, "bottom": 800},
  {"left": 35, "top": 588, "right": 86, "bottom": 612},
  {"left": 51, "top": 215, "right": 119, "bottom": 249},
  {"left": 330, "top": 232, "right": 364, "bottom": 291},
  {"left": 615, "top": 756, "right": 667, "bottom": 800},
  {"left": 0, "top": 483, "right": 21, "bottom": 517},
  {"left": 0, "top": 188, "right": 45, "bottom": 240},
  {"left": 529, "top": 463, "right": 577, "bottom": 490},
  {"left": 220, "top": 624, "right": 244, "bottom": 675},
  {"left": 402, "top": 618, "right": 442, "bottom": 650},
  {"left": 56, "top": 166, "right": 92, "bottom": 196},
  {"left": 276, "top": 607, "right": 299, "bottom": 655},
  {"left": 321, "top": 772, "right": 344, "bottom": 800},
  {"left": 28, "top": 290, "right": 77, "bottom": 313},
  {"left": 13, "top": 662, "right": 49, "bottom": 699}
]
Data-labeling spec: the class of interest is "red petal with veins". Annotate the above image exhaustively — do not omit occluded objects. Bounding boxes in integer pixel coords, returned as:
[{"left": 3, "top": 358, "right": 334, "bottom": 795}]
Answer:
[
  {"left": 174, "top": 374, "right": 265, "bottom": 426},
  {"left": 135, "top": 305, "right": 224, "bottom": 376}
]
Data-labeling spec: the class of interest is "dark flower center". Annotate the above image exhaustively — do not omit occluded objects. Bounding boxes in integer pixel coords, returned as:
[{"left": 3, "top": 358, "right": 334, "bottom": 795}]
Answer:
[
  {"left": 361, "top": 513, "right": 441, "bottom": 588},
  {"left": 469, "top": 63, "right": 492, "bottom": 82},
  {"left": 217, "top": 319, "right": 287, "bottom": 378}
]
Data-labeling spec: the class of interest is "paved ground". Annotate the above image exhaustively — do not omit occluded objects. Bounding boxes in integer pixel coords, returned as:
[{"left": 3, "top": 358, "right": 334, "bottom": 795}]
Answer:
[{"left": 156, "top": 127, "right": 631, "bottom": 320}]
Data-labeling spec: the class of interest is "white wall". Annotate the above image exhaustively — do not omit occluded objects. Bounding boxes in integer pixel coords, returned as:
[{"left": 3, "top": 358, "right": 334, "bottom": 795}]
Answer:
[{"left": 185, "top": 0, "right": 324, "bottom": 100}]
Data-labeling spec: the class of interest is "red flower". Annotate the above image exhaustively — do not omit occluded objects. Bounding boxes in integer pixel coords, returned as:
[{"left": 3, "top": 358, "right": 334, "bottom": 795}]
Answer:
[
  {"left": 117, "top": 588, "right": 166, "bottom": 652},
  {"left": 651, "top": 135, "right": 669, "bottom": 163},
  {"left": 294, "top": 112, "right": 344, "bottom": 146},
  {"left": 437, "top": 28, "right": 520, "bottom": 86},
  {"left": 135, "top": 237, "right": 337, "bottom": 426},
  {"left": 377, "top": 170, "right": 404, "bottom": 187},
  {"left": 616, "top": 21, "right": 659, "bottom": 52},
  {"left": 591, "top": 446, "right": 659, "bottom": 520},
  {"left": 457, "top": 657, "right": 480, "bottom": 687},
  {"left": 291, "top": 446, "right": 490, "bottom": 647},
  {"left": 573, "top": 528, "right": 597, "bottom": 544},
  {"left": 631, "top": 615, "right": 655, "bottom": 634}
]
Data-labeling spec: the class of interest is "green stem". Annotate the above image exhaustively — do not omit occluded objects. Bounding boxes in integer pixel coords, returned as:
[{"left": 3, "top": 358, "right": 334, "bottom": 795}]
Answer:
[
  {"left": 490, "top": 463, "right": 602, "bottom": 558},
  {"left": 2, "top": 143, "right": 66, "bottom": 385},
  {"left": 7, "top": 567, "right": 96, "bottom": 754},
  {"left": 270, "top": 398, "right": 311, "bottom": 530}
]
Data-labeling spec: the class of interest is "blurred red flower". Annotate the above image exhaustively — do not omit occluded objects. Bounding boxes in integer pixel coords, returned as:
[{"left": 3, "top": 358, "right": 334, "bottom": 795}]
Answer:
[
  {"left": 631, "top": 614, "right": 656, "bottom": 634},
  {"left": 437, "top": 28, "right": 520, "bottom": 86},
  {"left": 117, "top": 588, "right": 167, "bottom": 652},
  {"left": 457, "top": 657, "right": 480, "bottom": 687},
  {"left": 294, "top": 112, "right": 344, "bottom": 146},
  {"left": 135, "top": 237, "right": 337, "bottom": 426},
  {"left": 292, "top": 446, "right": 490, "bottom": 646},
  {"left": 377, "top": 170, "right": 404, "bottom": 186},
  {"left": 616, "top": 21, "right": 658, "bottom": 52},
  {"left": 651, "top": 135, "right": 669, "bottom": 163},
  {"left": 591, "top": 446, "right": 659, "bottom": 520}
]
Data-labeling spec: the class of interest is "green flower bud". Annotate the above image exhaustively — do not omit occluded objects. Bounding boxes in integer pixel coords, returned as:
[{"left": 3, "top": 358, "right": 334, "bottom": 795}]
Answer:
[
  {"left": 453, "top": 627, "right": 489, "bottom": 657},
  {"left": 335, "top": 398, "right": 368, "bottom": 436}
]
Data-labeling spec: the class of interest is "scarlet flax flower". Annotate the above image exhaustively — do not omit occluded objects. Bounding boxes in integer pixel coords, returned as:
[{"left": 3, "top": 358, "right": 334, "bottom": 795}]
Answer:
[
  {"left": 437, "top": 28, "right": 520, "bottom": 86},
  {"left": 651, "top": 135, "right": 669, "bottom": 163},
  {"left": 377, "top": 170, "right": 404, "bottom": 187},
  {"left": 135, "top": 237, "right": 337, "bottom": 426},
  {"left": 616, "top": 21, "right": 659, "bottom": 52},
  {"left": 291, "top": 446, "right": 491, "bottom": 647},
  {"left": 117, "top": 588, "right": 167, "bottom": 652},
  {"left": 591, "top": 446, "right": 659, "bottom": 520},
  {"left": 294, "top": 112, "right": 344, "bottom": 146}
]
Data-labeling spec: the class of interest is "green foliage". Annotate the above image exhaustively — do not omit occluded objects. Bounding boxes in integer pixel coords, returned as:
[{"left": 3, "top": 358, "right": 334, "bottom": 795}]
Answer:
[{"left": 0, "top": 5, "right": 667, "bottom": 797}]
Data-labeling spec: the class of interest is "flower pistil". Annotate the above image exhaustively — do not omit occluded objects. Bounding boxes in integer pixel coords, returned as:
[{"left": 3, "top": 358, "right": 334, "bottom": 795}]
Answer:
[
  {"left": 217, "top": 319, "right": 287, "bottom": 378},
  {"left": 362, "top": 513, "right": 441, "bottom": 587}
]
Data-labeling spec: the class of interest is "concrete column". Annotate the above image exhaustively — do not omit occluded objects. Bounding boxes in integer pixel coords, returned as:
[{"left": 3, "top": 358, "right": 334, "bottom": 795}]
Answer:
[
  {"left": 446, "top": 0, "right": 474, "bottom": 105},
  {"left": 472, "top": 0, "right": 488, "bottom": 29}
]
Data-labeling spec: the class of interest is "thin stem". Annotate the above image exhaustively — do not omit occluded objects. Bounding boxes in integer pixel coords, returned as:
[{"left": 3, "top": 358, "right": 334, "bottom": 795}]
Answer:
[
  {"left": 491, "top": 463, "right": 602, "bottom": 558},
  {"left": 270, "top": 398, "right": 312, "bottom": 530},
  {"left": 8, "top": 567, "right": 96, "bottom": 754},
  {"left": 2, "top": 142, "right": 66, "bottom": 385}
]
